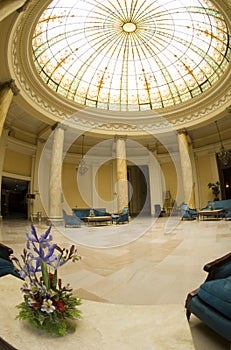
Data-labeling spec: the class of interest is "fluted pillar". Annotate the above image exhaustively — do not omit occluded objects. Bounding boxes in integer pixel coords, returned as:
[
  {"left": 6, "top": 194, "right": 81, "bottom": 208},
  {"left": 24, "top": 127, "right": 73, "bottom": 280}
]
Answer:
[
  {"left": 115, "top": 136, "right": 128, "bottom": 212},
  {"left": 49, "top": 124, "right": 65, "bottom": 224},
  {"left": 177, "top": 129, "right": 195, "bottom": 208},
  {"left": 0, "top": 80, "right": 19, "bottom": 137}
]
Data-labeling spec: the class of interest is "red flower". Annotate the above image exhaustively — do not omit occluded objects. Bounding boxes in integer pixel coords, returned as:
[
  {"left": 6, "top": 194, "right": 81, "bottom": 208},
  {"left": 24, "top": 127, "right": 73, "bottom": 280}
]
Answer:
[{"left": 56, "top": 299, "right": 65, "bottom": 312}]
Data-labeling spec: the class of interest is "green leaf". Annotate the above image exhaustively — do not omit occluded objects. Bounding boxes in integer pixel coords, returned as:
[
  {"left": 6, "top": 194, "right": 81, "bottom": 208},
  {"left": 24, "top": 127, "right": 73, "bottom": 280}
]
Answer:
[
  {"left": 41, "top": 260, "right": 50, "bottom": 289},
  {"left": 52, "top": 269, "right": 58, "bottom": 289}
]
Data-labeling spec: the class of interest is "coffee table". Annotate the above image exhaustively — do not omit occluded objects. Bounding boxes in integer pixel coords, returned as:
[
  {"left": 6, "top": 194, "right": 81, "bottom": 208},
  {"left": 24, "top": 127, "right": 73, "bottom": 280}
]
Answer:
[
  {"left": 197, "top": 209, "right": 224, "bottom": 220},
  {"left": 86, "top": 216, "right": 112, "bottom": 225}
]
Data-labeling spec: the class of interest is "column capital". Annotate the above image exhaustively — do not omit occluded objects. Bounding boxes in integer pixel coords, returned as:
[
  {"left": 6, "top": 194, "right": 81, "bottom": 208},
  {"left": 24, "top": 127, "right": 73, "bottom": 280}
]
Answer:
[
  {"left": 0, "top": 79, "right": 20, "bottom": 96},
  {"left": 17, "top": 0, "right": 31, "bottom": 13},
  {"left": 177, "top": 128, "right": 188, "bottom": 135},
  {"left": 51, "top": 122, "right": 67, "bottom": 131},
  {"left": 114, "top": 135, "right": 127, "bottom": 142}
]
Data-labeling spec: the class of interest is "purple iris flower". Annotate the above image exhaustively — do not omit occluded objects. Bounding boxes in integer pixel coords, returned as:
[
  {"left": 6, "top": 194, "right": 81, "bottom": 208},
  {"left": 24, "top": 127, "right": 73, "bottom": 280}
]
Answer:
[
  {"left": 33, "top": 243, "right": 57, "bottom": 266},
  {"left": 26, "top": 225, "right": 52, "bottom": 244}
]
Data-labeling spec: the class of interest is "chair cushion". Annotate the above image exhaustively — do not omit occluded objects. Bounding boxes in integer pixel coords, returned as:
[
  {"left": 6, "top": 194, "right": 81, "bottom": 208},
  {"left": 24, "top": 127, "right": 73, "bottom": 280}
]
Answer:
[{"left": 198, "top": 276, "right": 231, "bottom": 320}]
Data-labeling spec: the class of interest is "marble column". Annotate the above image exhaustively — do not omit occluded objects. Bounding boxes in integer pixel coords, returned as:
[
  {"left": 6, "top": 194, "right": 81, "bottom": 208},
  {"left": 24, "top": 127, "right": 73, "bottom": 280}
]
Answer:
[
  {"left": 115, "top": 136, "right": 128, "bottom": 212},
  {"left": 177, "top": 129, "right": 195, "bottom": 208},
  {"left": 0, "top": 128, "right": 10, "bottom": 220},
  {"left": 0, "top": 80, "right": 19, "bottom": 138},
  {"left": 49, "top": 124, "right": 65, "bottom": 224}
]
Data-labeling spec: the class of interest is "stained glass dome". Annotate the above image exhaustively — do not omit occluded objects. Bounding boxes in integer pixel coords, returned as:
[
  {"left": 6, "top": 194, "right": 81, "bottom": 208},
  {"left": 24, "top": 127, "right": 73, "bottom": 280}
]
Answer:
[{"left": 32, "top": 0, "right": 230, "bottom": 112}]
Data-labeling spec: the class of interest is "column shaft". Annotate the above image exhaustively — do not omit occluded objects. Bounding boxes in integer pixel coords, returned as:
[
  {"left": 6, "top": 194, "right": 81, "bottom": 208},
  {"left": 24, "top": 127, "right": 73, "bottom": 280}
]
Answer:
[
  {"left": 0, "top": 88, "right": 13, "bottom": 137},
  {"left": 0, "top": 129, "right": 9, "bottom": 219},
  {"left": 49, "top": 125, "right": 64, "bottom": 222},
  {"left": 115, "top": 136, "right": 128, "bottom": 212},
  {"left": 178, "top": 130, "right": 195, "bottom": 208},
  {"left": 0, "top": 80, "right": 19, "bottom": 138}
]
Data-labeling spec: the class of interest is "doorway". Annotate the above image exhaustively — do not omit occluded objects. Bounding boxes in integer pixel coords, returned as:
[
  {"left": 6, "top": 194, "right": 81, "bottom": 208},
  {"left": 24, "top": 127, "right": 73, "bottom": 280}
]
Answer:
[
  {"left": 222, "top": 168, "right": 231, "bottom": 199},
  {"left": 217, "top": 153, "right": 231, "bottom": 200},
  {"left": 1, "top": 176, "right": 29, "bottom": 219},
  {"left": 127, "top": 165, "right": 151, "bottom": 217}
]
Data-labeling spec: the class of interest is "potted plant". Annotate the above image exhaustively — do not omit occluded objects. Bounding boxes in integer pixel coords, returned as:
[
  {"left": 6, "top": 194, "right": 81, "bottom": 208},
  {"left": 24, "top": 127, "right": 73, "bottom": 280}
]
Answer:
[{"left": 208, "top": 181, "right": 220, "bottom": 201}]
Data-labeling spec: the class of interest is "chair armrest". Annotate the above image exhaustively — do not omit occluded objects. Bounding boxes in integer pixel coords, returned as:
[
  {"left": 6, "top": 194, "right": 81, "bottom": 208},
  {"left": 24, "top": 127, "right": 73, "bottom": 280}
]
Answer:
[
  {"left": 204, "top": 252, "right": 231, "bottom": 281},
  {"left": 185, "top": 288, "right": 198, "bottom": 308}
]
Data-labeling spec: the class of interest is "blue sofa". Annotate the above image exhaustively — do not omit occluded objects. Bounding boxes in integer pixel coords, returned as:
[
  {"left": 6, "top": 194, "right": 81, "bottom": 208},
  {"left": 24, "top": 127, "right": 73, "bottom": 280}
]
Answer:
[
  {"left": 185, "top": 252, "right": 231, "bottom": 341},
  {"left": 200, "top": 199, "right": 231, "bottom": 219},
  {"left": 72, "top": 208, "right": 112, "bottom": 222}
]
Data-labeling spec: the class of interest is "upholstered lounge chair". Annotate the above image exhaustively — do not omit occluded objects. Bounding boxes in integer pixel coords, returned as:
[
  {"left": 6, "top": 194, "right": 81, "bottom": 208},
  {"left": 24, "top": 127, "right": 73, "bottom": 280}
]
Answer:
[
  {"left": 112, "top": 207, "right": 129, "bottom": 224},
  {"left": 0, "top": 243, "right": 21, "bottom": 279},
  {"left": 181, "top": 203, "right": 197, "bottom": 220},
  {"left": 63, "top": 209, "right": 81, "bottom": 227},
  {"left": 185, "top": 252, "right": 231, "bottom": 342}
]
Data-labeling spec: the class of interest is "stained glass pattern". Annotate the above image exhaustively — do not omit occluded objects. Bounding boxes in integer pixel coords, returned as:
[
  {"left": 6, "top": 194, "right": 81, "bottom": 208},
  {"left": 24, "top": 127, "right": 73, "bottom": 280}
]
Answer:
[{"left": 32, "top": 0, "right": 230, "bottom": 111}]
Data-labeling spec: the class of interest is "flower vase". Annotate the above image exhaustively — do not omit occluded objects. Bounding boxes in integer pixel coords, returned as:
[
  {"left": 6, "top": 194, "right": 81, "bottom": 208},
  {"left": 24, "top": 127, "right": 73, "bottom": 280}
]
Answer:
[{"left": 13, "top": 224, "right": 82, "bottom": 337}]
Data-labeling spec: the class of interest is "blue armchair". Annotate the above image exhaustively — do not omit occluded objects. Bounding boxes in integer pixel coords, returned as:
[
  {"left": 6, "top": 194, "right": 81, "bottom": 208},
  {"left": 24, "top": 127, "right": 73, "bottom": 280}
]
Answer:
[
  {"left": 185, "top": 252, "right": 231, "bottom": 342},
  {"left": 112, "top": 207, "right": 129, "bottom": 224},
  {"left": 181, "top": 203, "right": 197, "bottom": 220},
  {"left": 0, "top": 243, "right": 21, "bottom": 279},
  {"left": 63, "top": 209, "right": 81, "bottom": 228}
]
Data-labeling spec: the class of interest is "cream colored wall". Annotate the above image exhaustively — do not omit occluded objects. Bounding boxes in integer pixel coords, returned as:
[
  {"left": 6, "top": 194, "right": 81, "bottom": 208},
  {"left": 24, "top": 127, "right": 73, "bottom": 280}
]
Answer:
[
  {"left": 3, "top": 149, "right": 31, "bottom": 176},
  {"left": 96, "top": 162, "right": 113, "bottom": 203},
  {"left": 196, "top": 154, "right": 217, "bottom": 208},
  {"left": 62, "top": 161, "right": 114, "bottom": 212},
  {"left": 160, "top": 161, "right": 177, "bottom": 204},
  {"left": 62, "top": 162, "right": 88, "bottom": 209}
]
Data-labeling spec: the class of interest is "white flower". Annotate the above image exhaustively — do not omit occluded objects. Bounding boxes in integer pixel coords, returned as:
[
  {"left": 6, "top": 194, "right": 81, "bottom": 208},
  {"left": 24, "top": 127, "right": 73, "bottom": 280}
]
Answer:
[{"left": 40, "top": 299, "right": 56, "bottom": 313}]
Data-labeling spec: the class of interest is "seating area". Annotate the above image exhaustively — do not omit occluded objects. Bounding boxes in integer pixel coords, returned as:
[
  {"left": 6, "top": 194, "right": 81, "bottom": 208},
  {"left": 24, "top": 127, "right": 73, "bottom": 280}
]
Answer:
[
  {"left": 72, "top": 208, "right": 112, "bottom": 223},
  {"left": 71, "top": 207, "right": 130, "bottom": 225},
  {"left": 181, "top": 199, "right": 231, "bottom": 221},
  {"left": 185, "top": 252, "right": 231, "bottom": 342},
  {"left": 197, "top": 199, "right": 231, "bottom": 220}
]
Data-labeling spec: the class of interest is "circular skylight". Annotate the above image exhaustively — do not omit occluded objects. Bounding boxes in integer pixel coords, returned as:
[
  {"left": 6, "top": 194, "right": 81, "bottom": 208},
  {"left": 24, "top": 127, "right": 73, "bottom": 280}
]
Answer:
[{"left": 32, "top": 0, "right": 230, "bottom": 112}]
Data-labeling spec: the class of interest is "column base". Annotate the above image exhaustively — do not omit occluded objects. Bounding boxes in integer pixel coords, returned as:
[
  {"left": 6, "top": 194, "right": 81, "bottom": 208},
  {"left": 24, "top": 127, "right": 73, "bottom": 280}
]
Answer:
[{"left": 48, "top": 216, "right": 64, "bottom": 227}]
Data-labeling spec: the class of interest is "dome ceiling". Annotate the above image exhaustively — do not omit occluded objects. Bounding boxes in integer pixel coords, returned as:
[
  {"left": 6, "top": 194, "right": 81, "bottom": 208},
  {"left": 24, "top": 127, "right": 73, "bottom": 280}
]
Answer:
[{"left": 32, "top": 0, "right": 231, "bottom": 112}]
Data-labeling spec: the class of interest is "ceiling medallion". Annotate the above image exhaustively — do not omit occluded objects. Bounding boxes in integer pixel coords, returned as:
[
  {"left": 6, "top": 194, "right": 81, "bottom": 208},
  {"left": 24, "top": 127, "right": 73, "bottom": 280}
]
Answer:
[{"left": 122, "top": 22, "right": 137, "bottom": 33}]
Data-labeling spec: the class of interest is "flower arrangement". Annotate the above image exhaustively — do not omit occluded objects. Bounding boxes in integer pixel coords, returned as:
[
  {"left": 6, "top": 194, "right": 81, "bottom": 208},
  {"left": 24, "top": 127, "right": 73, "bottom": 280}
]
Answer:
[
  {"left": 12, "top": 224, "right": 82, "bottom": 336},
  {"left": 209, "top": 201, "right": 215, "bottom": 211},
  {"left": 89, "top": 209, "right": 95, "bottom": 217}
]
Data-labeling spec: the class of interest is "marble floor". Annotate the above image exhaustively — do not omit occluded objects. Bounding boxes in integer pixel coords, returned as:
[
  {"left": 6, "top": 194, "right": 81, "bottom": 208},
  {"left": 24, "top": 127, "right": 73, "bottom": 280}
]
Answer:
[{"left": 1, "top": 216, "right": 231, "bottom": 349}]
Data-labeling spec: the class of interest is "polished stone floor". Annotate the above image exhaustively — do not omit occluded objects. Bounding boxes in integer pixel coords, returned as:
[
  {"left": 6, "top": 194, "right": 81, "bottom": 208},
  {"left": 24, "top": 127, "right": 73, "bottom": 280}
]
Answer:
[{"left": 1, "top": 216, "right": 231, "bottom": 349}]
